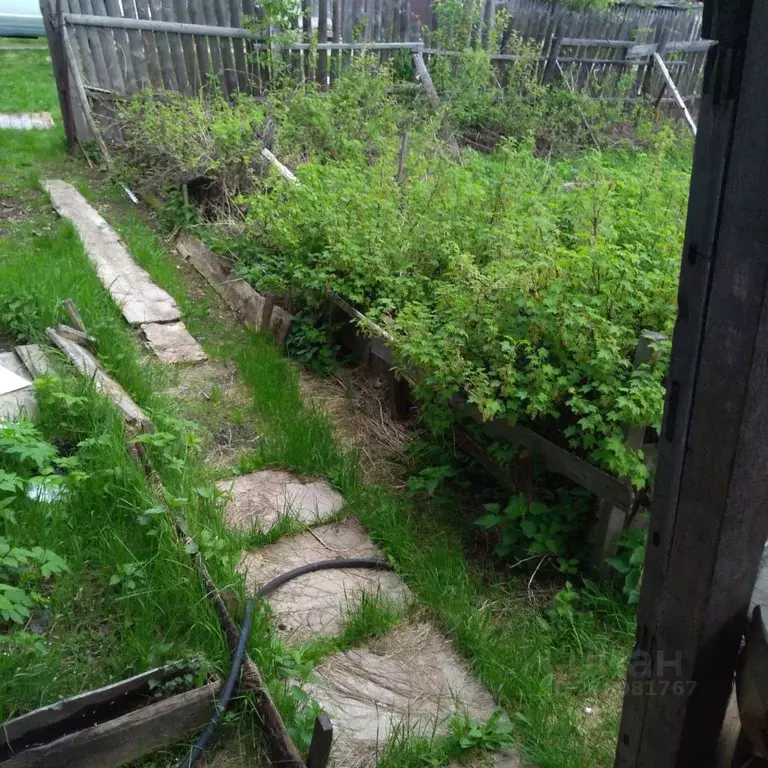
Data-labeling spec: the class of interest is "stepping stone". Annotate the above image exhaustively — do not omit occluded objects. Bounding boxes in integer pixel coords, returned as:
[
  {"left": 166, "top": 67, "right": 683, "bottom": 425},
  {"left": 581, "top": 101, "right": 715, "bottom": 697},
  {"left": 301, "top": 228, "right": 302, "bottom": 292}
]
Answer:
[
  {"left": 305, "top": 621, "right": 507, "bottom": 768},
  {"left": 0, "top": 112, "right": 54, "bottom": 131},
  {"left": 217, "top": 469, "right": 344, "bottom": 533},
  {"left": 0, "top": 351, "right": 36, "bottom": 421},
  {"left": 141, "top": 321, "right": 207, "bottom": 364},
  {"left": 238, "top": 518, "right": 409, "bottom": 643},
  {"left": 43, "top": 180, "right": 182, "bottom": 325}
]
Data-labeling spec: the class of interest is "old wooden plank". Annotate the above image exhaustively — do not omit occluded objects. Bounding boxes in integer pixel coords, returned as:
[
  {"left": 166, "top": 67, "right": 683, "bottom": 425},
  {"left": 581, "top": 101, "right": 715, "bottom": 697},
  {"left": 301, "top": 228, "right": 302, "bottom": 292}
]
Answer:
[
  {"left": 148, "top": 0, "right": 177, "bottom": 89},
  {"left": 134, "top": 0, "right": 163, "bottom": 87},
  {"left": 214, "top": 0, "right": 238, "bottom": 94},
  {"left": 160, "top": 0, "right": 190, "bottom": 94},
  {"left": 46, "top": 328, "right": 153, "bottom": 430},
  {"left": 187, "top": 0, "right": 211, "bottom": 92},
  {"left": 39, "top": 0, "right": 77, "bottom": 148},
  {"left": 66, "top": 0, "right": 100, "bottom": 87},
  {"left": 170, "top": 0, "right": 199, "bottom": 92},
  {"left": 89, "top": 0, "right": 125, "bottom": 93},
  {"left": 62, "top": 297, "right": 88, "bottom": 333},
  {"left": 227, "top": 0, "right": 249, "bottom": 91},
  {"left": 104, "top": 0, "right": 136, "bottom": 91},
  {"left": 261, "top": 148, "right": 299, "bottom": 183},
  {"left": 318, "top": 0, "right": 328, "bottom": 85},
  {"left": 175, "top": 233, "right": 267, "bottom": 329},
  {"left": 616, "top": 1, "right": 768, "bottom": 764},
  {"left": 200, "top": 0, "right": 228, "bottom": 98},
  {"left": 119, "top": 0, "right": 150, "bottom": 89},
  {"left": 14, "top": 345, "right": 55, "bottom": 379},
  {"left": 74, "top": 0, "right": 111, "bottom": 91},
  {"left": 43, "top": 180, "right": 181, "bottom": 324},
  {"left": 653, "top": 51, "right": 697, "bottom": 134},
  {"left": 3, "top": 682, "right": 220, "bottom": 768},
  {"left": 55, "top": 323, "right": 96, "bottom": 347},
  {"left": 0, "top": 664, "right": 188, "bottom": 747},
  {"left": 306, "top": 713, "right": 333, "bottom": 768}
]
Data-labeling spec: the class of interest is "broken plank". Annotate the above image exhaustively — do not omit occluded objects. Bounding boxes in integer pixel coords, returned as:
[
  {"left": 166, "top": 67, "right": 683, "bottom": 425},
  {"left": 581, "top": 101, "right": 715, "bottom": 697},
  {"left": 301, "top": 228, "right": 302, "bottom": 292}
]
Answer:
[
  {"left": 260, "top": 148, "right": 300, "bottom": 184},
  {"left": 42, "top": 180, "right": 181, "bottom": 325},
  {"left": 45, "top": 327, "right": 153, "bottom": 431},
  {"left": 62, "top": 298, "right": 88, "bottom": 333},
  {"left": 1, "top": 682, "right": 221, "bottom": 768},
  {"left": 140, "top": 321, "right": 207, "bottom": 364},
  {"left": 14, "top": 345, "right": 56, "bottom": 379},
  {"left": 0, "top": 664, "right": 192, "bottom": 749},
  {"left": 56, "top": 324, "right": 96, "bottom": 347},
  {"left": 652, "top": 52, "right": 697, "bottom": 135},
  {"left": 175, "top": 233, "right": 269, "bottom": 330}
]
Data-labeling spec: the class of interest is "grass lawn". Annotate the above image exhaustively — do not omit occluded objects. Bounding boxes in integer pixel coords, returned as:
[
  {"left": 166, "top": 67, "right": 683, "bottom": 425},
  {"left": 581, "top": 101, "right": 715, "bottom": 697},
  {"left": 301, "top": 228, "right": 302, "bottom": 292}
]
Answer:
[{"left": 0, "top": 44, "right": 636, "bottom": 767}]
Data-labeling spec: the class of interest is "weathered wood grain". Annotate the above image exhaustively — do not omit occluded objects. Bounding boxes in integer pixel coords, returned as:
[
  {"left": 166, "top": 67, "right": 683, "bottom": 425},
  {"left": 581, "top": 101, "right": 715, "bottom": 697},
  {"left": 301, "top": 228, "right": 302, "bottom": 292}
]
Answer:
[
  {"left": 2, "top": 682, "right": 220, "bottom": 768},
  {"left": 46, "top": 327, "right": 153, "bottom": 430},
  {"left": 43, "top": 180, "right": 181, "bottom": 325}
]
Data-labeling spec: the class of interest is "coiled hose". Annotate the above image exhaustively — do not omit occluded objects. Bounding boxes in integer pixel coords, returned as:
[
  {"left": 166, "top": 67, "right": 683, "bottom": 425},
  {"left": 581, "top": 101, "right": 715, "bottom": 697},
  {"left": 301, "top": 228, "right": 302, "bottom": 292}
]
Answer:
[{"left": 179, "top": 557, "right": 395, "bottom": 768}]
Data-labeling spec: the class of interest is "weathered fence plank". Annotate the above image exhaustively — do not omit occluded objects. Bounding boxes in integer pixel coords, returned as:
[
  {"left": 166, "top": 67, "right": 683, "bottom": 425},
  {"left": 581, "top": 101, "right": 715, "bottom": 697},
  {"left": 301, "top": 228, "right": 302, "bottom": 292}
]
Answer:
[{"left": 134, "top": 0, "right": 163, "bottom": 87}]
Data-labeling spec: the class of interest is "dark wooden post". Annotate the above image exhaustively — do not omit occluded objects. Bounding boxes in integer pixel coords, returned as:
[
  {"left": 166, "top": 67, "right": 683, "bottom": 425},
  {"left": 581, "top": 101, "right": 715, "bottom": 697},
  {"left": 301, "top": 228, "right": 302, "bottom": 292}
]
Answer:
[
  {"left": 306, "top": 713, "right": 333, "bottom": 768},
  {"left": 542, "top": 28, "right": 562, "bottom": 84},
  {"left": 615, "top": 1, "right": 768, "bottom": 766},
  {"left": 317, "top": 0, "right": 328, "bottom": 87},
  {"left": 39, "top": 0, "right": 77, "bottom": 149}
]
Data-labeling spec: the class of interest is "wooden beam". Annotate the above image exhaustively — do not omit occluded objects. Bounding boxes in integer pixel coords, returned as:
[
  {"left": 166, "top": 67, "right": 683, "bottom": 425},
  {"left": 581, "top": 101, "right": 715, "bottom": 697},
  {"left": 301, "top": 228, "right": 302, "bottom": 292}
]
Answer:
[
  {"left": 652, "top": 52, "right": 697, "bottom": 135},
  {"left": 616, "top": 0, "right": 768, "bottom": 764},
  {"left": 45, "top": 327, "right": 153, "bottom": 431},
  {"left": 260, "top": 148, "right": 299, "bottom": 184},
  {"left": 39, "top": 0, "right": 77, "bottom": 149},
  {"left": 62, "top": 298, "right": 88, "bottom": 333},
  {"left": 13, "top": 345, "right": 55, "bottom": 379},
  {"left": 2, "top": 682, "right": 221, "bottom": 768},
  {"left": 306, "top": 713, "right": 333, "bottom": 768},
  {"left": 0, "top": 664, "right": 190, "bottom": 749}
]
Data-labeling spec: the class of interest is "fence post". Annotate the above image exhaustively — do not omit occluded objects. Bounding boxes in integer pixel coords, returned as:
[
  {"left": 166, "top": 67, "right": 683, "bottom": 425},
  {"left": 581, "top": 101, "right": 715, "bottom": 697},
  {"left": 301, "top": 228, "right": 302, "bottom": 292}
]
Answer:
[
  {"left": 317, "top": 0, "right": 328, "bottom": 87},
  {"left": 39, "top": 0, "right": 77, "bottom": 149},
  {"left": 591, "top": 330, "right": 666, "bottom": 570},
  {"left": 543, "top": 31, "right": 563, "bottom": 84}
]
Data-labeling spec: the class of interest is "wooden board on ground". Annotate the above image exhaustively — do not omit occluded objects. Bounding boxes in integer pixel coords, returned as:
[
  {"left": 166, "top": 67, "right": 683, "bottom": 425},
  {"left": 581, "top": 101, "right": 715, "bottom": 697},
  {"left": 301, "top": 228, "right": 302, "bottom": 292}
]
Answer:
[
  {"left": 14, "top": 345, "right": 56, "bottom": 379},
  {"left": 0, "top": 681, "right": 221, "bottom": 768},
  {"left": 140, "top": 321, "right": 207, "bottom": 363},
  {"left": 42, "top": 180, "right": 182, "bottom": 325},
  {"left": 238, "top": 518, "right": 409, "bottom": 644},
  {"left": 176, "top": 232, "right": 267, "bottom": 329},
  {"left": 217, "top": 469, "right": 344, "bottom": 533},
  {"left": 176, "top": 233, "right": 293, "bottom": 344},
  {"left": 45, "top": 327, "right": 152, "bottom": 431},
  {"left": 0, "top": 352, "right": 36, "bottom": 421},
  {"left": 0, "top": 113, "right": 54, "bottom": 130}
]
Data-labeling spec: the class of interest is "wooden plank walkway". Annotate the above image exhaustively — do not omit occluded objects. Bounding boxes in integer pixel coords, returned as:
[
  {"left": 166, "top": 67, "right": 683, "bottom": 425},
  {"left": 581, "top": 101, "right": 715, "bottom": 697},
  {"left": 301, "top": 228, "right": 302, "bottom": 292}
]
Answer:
[{"left": 0, "top": 112, "right": 55, "bottom": 131}]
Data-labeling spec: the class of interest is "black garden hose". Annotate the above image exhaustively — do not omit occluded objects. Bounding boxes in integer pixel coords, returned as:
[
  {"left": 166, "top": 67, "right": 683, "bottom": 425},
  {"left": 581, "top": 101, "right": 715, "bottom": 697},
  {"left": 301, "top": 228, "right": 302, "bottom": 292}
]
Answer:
[{"left": 179, "top": 557, "right": 395, "bottom": 768}]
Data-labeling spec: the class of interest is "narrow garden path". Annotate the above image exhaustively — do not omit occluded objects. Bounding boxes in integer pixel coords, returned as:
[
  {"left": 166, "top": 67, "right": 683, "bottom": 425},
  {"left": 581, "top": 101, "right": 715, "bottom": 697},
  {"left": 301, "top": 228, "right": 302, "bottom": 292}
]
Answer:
[{"left": 37, "top": 171, "right": 524, "bottom": 767}]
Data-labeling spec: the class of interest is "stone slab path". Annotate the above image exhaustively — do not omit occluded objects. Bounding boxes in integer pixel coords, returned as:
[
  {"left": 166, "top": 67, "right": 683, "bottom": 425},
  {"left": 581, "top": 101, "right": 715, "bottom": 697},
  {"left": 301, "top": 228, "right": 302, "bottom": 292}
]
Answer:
[
  {"left": 306, "top": 622, "right": 501, "bottom": 767},
  {"left": 0, "top": 112, "right": 54, "bottom": 130},
  {"left": 231, "top": 489, "right": 524, "bottom": 767},
  {"left": 239, "top": 518, "right": 409, "bottom": 643},
  {"left": 217, "top": 469, "right": 344, "bottom": 533}
]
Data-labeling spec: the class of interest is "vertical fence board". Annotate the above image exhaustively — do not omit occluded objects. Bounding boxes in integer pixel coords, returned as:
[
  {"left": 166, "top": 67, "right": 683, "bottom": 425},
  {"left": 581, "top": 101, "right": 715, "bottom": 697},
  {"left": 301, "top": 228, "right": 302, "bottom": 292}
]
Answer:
[
  {"left": 188, "top": 0, "right": 213, "bottom": 92},
  {"left": 68, "top": 0, "right": 100, "bottom": 87},
  {"left": 302, "top": 0, "right": 312, "bottom": 81},
  {"left": 171, "top": 0, "right": 200, "bottom": 92},
  {"left": 84, "top": 0, "right": 123, "bottom": 91},
  {"left": 199, "top": 0, "right": 228, "bottom": 97},
  {"left": 121, "top": 0, "right": 150, "bottom": 88},
  {"left": 228, "top": 0, "right": 249, "bottom": 91},
  {"left": 104, "top": 0, "right": 136, "bottom": 91},
  {"left": 215, "top": 0, "right": 239, "bottom": 94},
  {"left": 158, "top": 0, "right": 189, "bottom": 93},
  {"left": 318, "top": 0, "right": 328, "bottom": 84},
  {"left": 92, "top": 0, "right": 126, "bottom": 92},
  {"left": 134, "top": 0, "right": 162, "bottom": 87},
  {"left": 147, "top": 0, "right": 177, "bottom": 89}
]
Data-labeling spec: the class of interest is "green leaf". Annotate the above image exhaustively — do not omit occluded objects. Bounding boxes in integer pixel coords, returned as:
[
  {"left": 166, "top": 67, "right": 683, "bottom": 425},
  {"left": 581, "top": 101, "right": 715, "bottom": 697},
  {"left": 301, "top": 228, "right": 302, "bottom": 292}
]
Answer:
[
  {"left": 606, "top": 556, "right": 630, "bottom": 574},
  {"left": 520, "top": 519, "right": 537, "bottom": 538}
]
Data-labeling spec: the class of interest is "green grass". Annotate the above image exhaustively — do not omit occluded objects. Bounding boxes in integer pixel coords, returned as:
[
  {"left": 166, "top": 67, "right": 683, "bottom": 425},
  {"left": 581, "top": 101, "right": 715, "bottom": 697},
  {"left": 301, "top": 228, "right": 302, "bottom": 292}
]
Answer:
[{"left": 0, "top": 48, "right": 636, "bottom": 768}]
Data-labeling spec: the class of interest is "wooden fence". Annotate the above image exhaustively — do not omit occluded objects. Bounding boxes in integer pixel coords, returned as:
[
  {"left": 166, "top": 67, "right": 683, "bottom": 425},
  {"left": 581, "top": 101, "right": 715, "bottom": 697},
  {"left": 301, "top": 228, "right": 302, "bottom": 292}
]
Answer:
[{"left": 41, "top": 0, "right": 710, "bottom": 148}]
